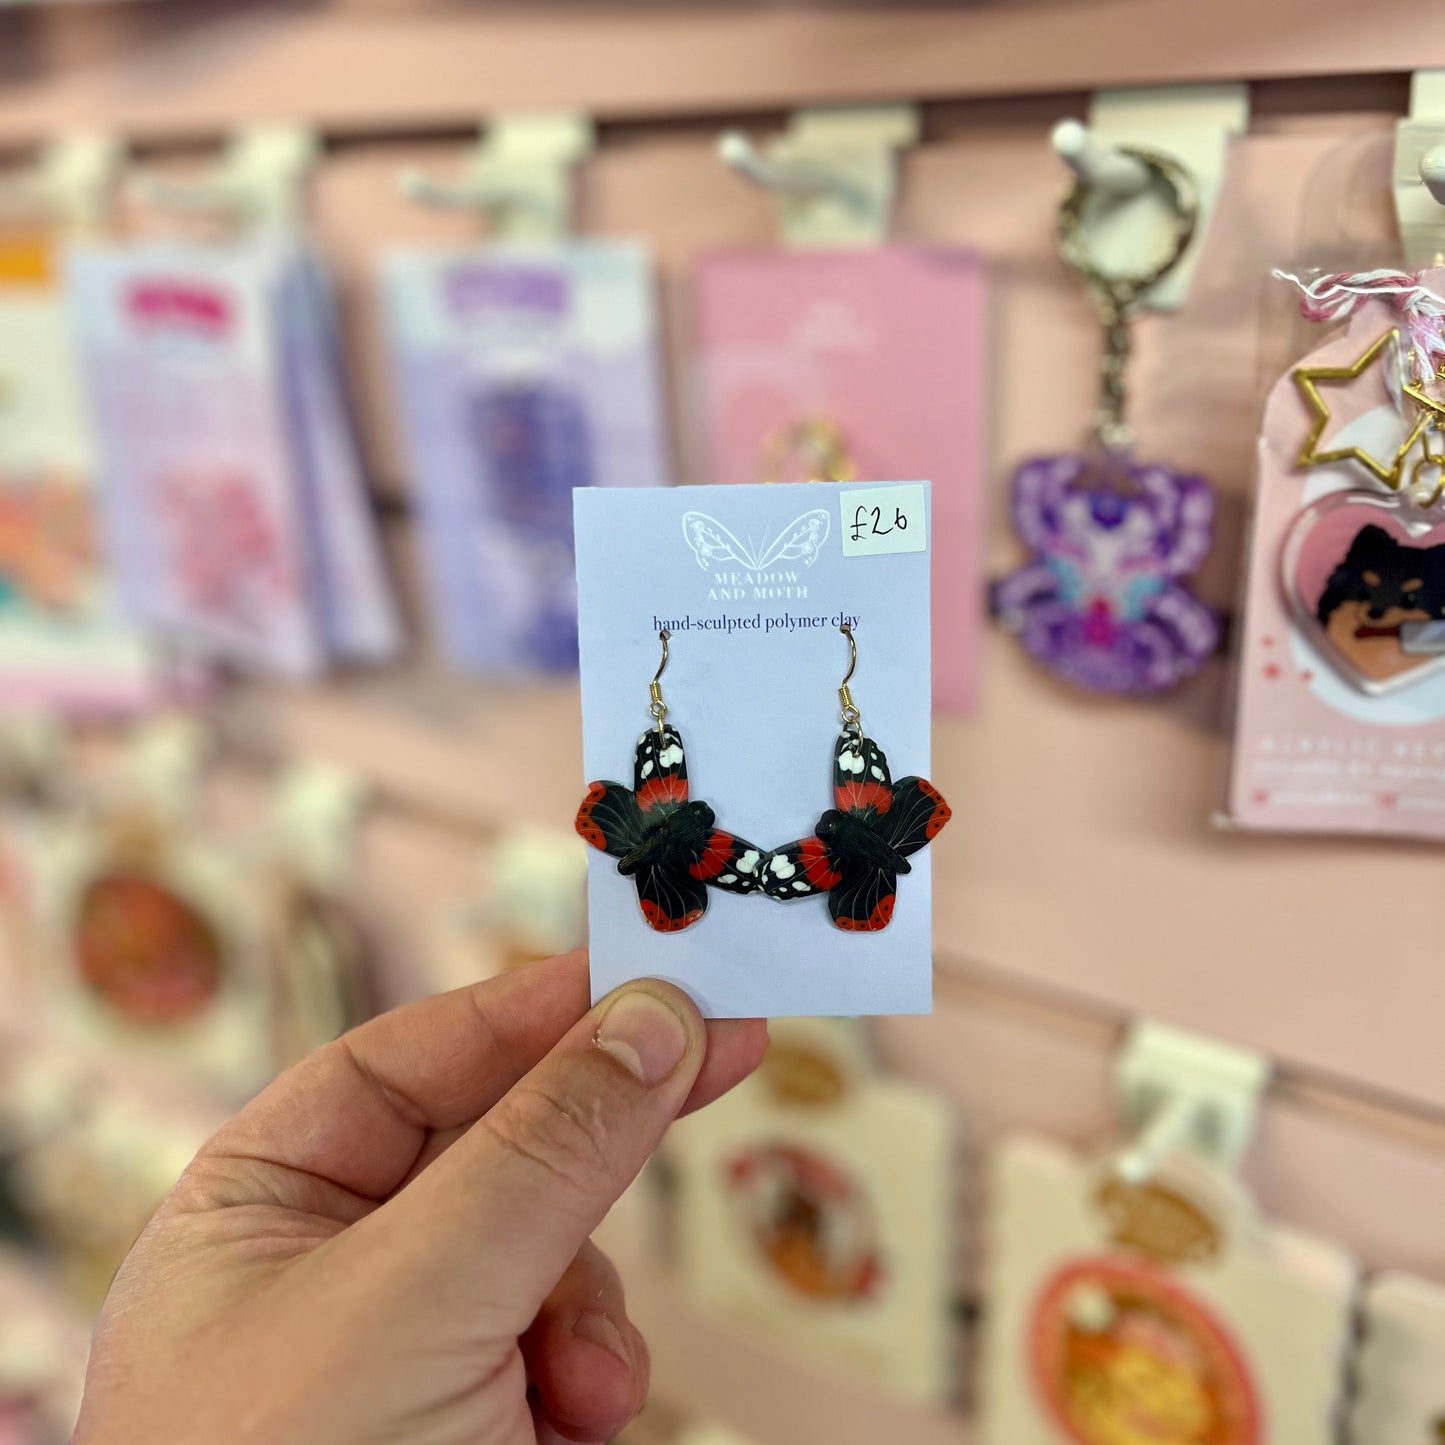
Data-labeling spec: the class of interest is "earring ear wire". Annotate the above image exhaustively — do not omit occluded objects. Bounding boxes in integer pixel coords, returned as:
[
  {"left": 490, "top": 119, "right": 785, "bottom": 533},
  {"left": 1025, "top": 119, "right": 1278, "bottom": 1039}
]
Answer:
[
  {"left": 838, "top": 623, "right": 864, "bottom": 753},
  {"left": 649, "top": 628, "right": 670, "bottom": 743}
]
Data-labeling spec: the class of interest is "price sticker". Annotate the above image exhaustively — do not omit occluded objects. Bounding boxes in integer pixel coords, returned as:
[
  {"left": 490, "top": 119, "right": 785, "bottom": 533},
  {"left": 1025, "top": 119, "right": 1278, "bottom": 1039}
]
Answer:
[{"left": 839, "top": 483, "right": 928, "bottom": 558}]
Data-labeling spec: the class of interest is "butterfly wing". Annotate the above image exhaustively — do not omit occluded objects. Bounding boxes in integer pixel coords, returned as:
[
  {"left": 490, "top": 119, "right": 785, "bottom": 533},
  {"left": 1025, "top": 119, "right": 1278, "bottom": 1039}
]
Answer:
[
  {"left": 686, "top": 830, "right": 766, "bottom": 896},
  {"left": 575, "top": 781, "right": 645, "bottom": 859},
  {"left": 634, "top": 725, "right": 689, "bottom": 813},
  {"left": 827, "top": 858, "right": 899, "bottom": 932},
  {"left": 758, "top": 836, "right": 845, "bottom": 901},
  {"left": 875, "top": 777, "right": 951, "bottom": 858},
  {"left": 833, "top": 733, "right": 894, "bottom": 818},
  {"left": 757, "top": 509, "right": 831, "bottom": 569},
  {"left": 634, "top": 859, "right": 709, "bottom": 933},
  {"left": 682, "top": 512, "right": 755, "bottom": 571}
]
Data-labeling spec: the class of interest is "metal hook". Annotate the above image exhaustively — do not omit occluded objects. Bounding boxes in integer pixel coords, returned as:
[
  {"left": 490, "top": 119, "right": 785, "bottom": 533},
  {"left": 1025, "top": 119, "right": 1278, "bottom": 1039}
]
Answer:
[
  {"left": 838, "top": 624, "right": 863, "bottom": 751},
  {"left": 649, "top": 629, "right": 671, "bottom": 742}
]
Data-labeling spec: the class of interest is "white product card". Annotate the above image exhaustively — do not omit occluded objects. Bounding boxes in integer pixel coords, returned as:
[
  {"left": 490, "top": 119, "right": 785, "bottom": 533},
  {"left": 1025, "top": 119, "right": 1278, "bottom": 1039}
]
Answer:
[
  {"left": 1351, "top": 1272, "right": 1445, "bottom": 1444},
  {"left": 980, "top": 1136, "right": 1357, "bottom": 1445},
  {"left": 574, "top": 481, "right": 941, "bottom": 1018},
  {"left": 670, "top": 1020, "right": 954, "bottom": 1404}
]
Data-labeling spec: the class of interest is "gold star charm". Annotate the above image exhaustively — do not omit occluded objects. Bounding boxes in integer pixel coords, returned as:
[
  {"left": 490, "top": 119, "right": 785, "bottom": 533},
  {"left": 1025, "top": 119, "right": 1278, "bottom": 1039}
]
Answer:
[{"left": 1293, "top": 328, "right": 1430, "bottom": 490}]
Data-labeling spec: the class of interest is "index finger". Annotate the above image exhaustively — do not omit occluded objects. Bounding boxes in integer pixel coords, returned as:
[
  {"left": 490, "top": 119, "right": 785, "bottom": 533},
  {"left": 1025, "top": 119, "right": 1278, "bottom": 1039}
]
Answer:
[{"left": 194, "top": 952, "right": 766, "bottom": 1204}]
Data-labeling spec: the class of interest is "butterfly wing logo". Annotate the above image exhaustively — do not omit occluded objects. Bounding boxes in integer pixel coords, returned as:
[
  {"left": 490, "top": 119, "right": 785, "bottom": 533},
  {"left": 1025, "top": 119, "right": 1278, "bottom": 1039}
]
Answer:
[
  {"left": 757, "top": 509, "right": 830, "bottom": 569},
  {"left": 682, "top": 509, "right": 831, "bottom": 572},
  {"left": 682, "top": 512, "right": 758, "bottom": 570}
]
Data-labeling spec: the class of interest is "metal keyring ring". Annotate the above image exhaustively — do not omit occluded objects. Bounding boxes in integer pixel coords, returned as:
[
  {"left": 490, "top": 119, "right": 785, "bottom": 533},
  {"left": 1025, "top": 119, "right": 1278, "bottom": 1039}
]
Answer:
[{"left": 1057, "top": 147, "right": 1200, "bottom": 299}]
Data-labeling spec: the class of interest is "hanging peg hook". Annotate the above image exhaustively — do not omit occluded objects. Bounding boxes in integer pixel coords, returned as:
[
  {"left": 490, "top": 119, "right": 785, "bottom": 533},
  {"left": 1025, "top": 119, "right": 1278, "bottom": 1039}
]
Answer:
[
  {"left": 131, "top": 125, "right": 318, "bottom": 230},
  {"left": 717, "top": 131, "right": 861, "bottom": 205},
  {"left": 1421, "top": 145, "right": 1445, "bottom": 207},
  {"left": 399, "top": 112, "right": 593, "bottom": 243},
  {"left": 1113, "top": 1021, "right": 1269, "bottom": 1187},
  {"left": 1051, "top": 120, "right": 1151, "bottom": 197},
  {"left": 718, "top": 105, "right": 917, "bottom": 247}
]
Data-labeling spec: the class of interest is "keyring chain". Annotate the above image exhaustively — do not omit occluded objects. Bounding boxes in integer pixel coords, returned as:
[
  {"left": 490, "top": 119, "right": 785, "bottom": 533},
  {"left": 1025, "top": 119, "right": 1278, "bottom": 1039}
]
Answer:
[{"left": 1057, "top": 147, "right": 1199, "bottom": 454}]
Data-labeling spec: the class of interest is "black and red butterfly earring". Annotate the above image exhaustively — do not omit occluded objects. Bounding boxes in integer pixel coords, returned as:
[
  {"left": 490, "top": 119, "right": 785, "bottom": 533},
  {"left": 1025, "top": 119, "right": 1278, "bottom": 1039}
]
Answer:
[
  {"left": 760, "top": 623, "right": 951, "bottom": 931},
  {"left": 576, "top": 629, "right": 764, "bottom": 932}
]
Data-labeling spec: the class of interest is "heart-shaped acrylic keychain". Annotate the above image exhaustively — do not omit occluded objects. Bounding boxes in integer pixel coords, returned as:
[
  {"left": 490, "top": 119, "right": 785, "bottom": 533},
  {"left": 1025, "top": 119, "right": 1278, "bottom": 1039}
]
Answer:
[
  {"left": 1278, "top": 273, "right": 1445, "bottom": 696},
  {"left": 1283, "top": 490, "right": 1445, "bottom": 695}
]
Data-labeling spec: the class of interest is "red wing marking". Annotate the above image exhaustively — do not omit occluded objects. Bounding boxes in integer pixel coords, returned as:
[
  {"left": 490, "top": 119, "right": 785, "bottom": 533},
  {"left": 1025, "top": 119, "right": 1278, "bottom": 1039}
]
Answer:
[
  {"left": 918, "top": 779, "right": 952, "bottom": 838},
  {"left": 799, "top": 837, "right": 843, "bottom": 891},
  {"left": 688, "top": 830, "right": 732, "bottom": 881},
  {"left": 836, "top": 893, "right": 896, "bottom": 932},
  {"left": 835, "top": 779, "right": 894, "bottom": 815},
  {"left": 640, "top": 898, "right": 705, "bottom": 933},
  {"left": 637, "top": 775, "right": 688, "bottom": 812},
  {"left": 575, "top": 782, "right": 609, "bottom": 850}
]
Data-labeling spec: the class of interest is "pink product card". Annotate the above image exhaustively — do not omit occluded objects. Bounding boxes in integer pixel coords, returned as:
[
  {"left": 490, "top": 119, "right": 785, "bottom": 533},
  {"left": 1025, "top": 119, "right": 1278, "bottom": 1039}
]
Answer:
[
  {"left": 692, "top": 248, "right": 989, "bottom": 715},
  {"left": 68, "top": 239, "right": 398, "bottom": 679},
  {"left": 1230, "top": 287, "right": 1445, "bottom": 839}
]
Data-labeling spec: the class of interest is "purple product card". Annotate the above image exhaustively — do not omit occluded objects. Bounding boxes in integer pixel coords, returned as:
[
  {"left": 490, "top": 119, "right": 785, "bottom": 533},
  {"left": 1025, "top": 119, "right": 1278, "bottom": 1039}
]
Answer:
[
  {"left": 382, "top": 244, "right": 672, "bottom": 673},
  {"left": 575, "top": 482, "right": 934, "bottom": 1019}
]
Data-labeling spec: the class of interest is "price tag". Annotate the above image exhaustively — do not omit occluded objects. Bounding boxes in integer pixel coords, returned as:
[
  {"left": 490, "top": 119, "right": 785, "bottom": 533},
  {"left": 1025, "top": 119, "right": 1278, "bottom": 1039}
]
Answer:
[{"left": 839, "top": 483, "right": 928, "bottom": 558}]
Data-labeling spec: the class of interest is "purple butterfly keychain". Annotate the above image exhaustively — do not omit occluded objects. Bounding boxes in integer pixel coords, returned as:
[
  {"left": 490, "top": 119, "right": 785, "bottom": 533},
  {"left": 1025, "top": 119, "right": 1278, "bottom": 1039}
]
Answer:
[
  {"left": 995, "top": 146, "right": 1220, "bottom": 696},
  {"left": 995, "top": 454, "right": 1219, "bottom": 694}
]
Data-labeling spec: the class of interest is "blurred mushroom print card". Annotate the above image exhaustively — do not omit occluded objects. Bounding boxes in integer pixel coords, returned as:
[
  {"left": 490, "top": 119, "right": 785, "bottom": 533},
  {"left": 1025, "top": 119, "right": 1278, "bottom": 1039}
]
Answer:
[
  {"left": 1350, "top": 1273, "right": 1445, "bottom": 1445},
  {"left": 693, "top": 248, "right": 988, "bottom": 714},
  {"left": 670, "top": 1019, "right": 954, "bottom": 1404},
  {"left": 0, "top": 228, "right": 158, "bottom": 711},
  {"left": 68, "top": 237, "right": 399, "bottom": 678},
  {"left": 979, "top": 1137, "right": 1357, "bottom": 1445},
  {"left": 382, "top": 243, "right": 671, "bottom": 673}
]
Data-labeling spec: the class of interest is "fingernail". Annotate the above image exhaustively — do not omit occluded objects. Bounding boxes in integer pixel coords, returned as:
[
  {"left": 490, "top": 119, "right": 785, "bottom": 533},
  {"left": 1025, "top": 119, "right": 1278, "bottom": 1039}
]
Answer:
[
  {"left": 595, "top": 989, "right": 689, "bottom": 1084},
  {"left": 572, "top": 1310, "right": 629, "bottom": 1365}
]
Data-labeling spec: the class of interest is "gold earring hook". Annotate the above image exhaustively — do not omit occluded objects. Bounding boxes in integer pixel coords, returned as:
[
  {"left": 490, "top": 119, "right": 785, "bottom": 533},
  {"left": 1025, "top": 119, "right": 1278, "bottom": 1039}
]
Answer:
[
  {"left": 649, "top": 629, "right": 671, "bottom": 742},
  {"left": 838, "top": 623, "right": 863, "bottom": 753}
]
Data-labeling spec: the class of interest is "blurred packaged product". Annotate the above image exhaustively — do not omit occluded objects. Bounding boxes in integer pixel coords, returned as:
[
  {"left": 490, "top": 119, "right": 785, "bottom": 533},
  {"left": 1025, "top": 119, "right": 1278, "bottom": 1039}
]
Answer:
[
  {"left": 382, "top": 242, "right": 671, "bottom": 673},
  {"left": 0, "top": 1243, "right": 90, "bottom": 1445},
  {"left": 19, "top": 719, "right": 276, "bottom": 1097},
  {"left": 67, "top": 231, "right": 400, "bottom": 678},
  {"left": 430, "top": 826, "right": 588, "bottom": 990},
  {"left": 693, "top": 247, "right": 988, "bottom": 714},
  {"left": 979, "top": 1129, "right": 1357, "bottom": 1443},
  {"left": 0, "top": 215, "right": 160, "bottom": 713},
  {"left": 259, "top": 762, "right": 378, "bottom": 1065},
  {"left": 1350, "top": 1272, "right": 1445, "bottom": 1444},
  {"left": 1229, "top": 268, "right": 1445, "bottom": 839},
  {"left": 669, "top": 1018, "right": 954, "bottom": 1406},
  {"left": 4, "top": 1070, "right": 210, "bottom": 1312}
]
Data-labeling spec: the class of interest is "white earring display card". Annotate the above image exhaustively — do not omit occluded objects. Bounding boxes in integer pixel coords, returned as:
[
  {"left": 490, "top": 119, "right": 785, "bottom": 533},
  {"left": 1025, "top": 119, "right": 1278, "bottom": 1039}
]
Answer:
[
  {"left": 574, "top": 481, "right": 939, "bottom": 1018},
  {"left": 980, "top": 1136, "right": 1356, "bottom": 1445}
]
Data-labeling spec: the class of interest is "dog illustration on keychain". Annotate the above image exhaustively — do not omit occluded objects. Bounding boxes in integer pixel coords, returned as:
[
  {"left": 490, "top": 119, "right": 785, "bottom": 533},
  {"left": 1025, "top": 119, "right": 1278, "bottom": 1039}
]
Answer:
[{"left": 576, "top": 625, "right": 950, "bottom": 933}]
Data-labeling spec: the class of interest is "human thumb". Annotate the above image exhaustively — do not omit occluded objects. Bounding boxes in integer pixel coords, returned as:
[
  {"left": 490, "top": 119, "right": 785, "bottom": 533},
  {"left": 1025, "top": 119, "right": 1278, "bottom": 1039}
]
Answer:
[{"left": 355, "top": 980, "right": 707, "bottom": 1333}]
